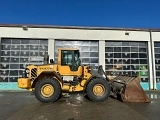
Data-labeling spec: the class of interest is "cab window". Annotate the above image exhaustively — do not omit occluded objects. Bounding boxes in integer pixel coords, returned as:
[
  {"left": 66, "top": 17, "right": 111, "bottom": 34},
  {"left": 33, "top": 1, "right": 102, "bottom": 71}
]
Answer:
[{"left": 61, "top": 50, "right": 72, "bottom": 65}]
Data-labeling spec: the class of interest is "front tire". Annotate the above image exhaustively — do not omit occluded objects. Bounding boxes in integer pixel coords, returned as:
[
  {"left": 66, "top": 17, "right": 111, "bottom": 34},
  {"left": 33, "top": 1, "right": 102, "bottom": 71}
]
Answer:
[
  {"left": 35, "top": 77, "right": 61, "bottom": 103},
  {"left": 86, "top": 78, "right": 111, "bottom": 102}
]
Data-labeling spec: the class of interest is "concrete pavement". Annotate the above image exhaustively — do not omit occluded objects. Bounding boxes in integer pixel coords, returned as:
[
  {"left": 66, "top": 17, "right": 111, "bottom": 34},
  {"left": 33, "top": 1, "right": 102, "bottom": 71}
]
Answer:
[{"left": 0, "top": 91, "right": 159, "bottom": 120}]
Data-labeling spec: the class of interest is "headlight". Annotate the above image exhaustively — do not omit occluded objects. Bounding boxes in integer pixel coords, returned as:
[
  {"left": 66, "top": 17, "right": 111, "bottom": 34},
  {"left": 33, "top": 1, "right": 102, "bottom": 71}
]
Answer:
[
  {"left": 26, "top": 69, "right": 30, "bottom": 73},
  {"left": 25, "top": 68, "right": 30, "bottom": 77}
]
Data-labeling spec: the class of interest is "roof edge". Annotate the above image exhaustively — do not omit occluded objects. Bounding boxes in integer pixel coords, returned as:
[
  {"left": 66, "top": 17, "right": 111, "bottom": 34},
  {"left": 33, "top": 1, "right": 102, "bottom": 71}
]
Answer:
[{"left": 0, "top": 24, "right": 159, "bottom": 32}]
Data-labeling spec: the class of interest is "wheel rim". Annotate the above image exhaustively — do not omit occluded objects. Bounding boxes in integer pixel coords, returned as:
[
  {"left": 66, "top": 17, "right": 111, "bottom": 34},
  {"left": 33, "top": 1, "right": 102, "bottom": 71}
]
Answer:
[
  {"left": 41, "top": 84, "right": 54, "bottom": 97},
  {"left": 93, "top": 84, "right": 105, "bottom": 96}
]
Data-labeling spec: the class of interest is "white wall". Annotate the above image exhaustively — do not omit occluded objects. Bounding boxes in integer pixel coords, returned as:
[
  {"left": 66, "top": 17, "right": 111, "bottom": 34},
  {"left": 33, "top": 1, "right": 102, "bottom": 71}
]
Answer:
[
  {"left": 150, "top": 32, "right": 160, "bottom": 89},
  {"left": 152, "top": 32, "right": 160, "bottom": 41},
  {"left": 0, "top": 27, "right": 150, "bottom": 41},
  {"left": 48, "top": 39, "right": 55, "bottom": 60},
  {"left": 99, "top": 41, "right": 105, "bottom": 69}
]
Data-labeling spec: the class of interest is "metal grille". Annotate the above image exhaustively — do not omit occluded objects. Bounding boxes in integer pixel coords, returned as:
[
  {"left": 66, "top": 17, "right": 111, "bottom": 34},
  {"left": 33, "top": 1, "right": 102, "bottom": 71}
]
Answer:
[{"left": 31, "top": 68, "right": 37, "bottom": 80}]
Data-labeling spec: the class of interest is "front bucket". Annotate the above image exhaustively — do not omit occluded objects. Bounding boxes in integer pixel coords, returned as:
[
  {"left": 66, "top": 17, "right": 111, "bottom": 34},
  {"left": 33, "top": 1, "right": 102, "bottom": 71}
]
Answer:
[{"left": 111, "top": 76, "right": 150, "bottom": 103}]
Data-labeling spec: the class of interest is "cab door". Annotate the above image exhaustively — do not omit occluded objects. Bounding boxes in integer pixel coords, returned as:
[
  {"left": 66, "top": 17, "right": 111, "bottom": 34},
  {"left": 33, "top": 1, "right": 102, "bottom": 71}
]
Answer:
[{"left": 58, "top": 50, "right": 82, "bottom": 76}]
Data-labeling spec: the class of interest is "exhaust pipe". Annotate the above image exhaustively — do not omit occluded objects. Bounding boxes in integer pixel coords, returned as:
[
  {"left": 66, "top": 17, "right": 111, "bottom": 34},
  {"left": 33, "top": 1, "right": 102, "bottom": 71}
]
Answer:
[{"left": 44, "top": 52, "right": 49, "bottom": 64}]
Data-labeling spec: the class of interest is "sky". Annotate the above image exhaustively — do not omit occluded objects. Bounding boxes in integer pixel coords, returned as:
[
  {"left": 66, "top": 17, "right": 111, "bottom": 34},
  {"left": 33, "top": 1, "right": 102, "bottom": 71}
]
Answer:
[{"left": 0, "top": 0, "right": 160, "bottom": 29}]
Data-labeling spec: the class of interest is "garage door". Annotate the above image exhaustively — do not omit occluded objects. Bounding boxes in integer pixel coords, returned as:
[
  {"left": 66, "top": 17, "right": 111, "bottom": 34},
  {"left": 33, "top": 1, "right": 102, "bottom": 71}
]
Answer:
[
  {"left": 105, "top": 41, "right": 149, "bottom": 90},
  {"left": 154, "top": 42, "right": 160, "bottom": 90},
  {"left": 55, "top": 40, "right": 99, "bottom": 69},
  {"left": 0, "top": 38, "right": 48, "bottom": 88}
]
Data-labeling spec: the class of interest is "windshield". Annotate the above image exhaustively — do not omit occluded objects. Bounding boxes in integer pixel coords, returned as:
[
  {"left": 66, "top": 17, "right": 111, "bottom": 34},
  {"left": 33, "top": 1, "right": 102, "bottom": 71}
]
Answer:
[{"left": 61, "top": 50, "right": 72, "bottom": 65}]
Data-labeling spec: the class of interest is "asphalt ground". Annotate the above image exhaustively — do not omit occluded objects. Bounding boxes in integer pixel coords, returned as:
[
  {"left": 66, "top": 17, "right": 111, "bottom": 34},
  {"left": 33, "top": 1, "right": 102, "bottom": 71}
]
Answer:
[{"left": 0, "top": 91, "right": 160, "bottom": 120}]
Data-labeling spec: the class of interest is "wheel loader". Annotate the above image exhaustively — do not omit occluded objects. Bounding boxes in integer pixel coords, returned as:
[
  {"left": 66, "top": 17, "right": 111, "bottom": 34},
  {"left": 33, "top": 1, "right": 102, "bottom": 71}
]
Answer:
[{"left": 18, "top": 48, "right": 150, "bottom": 103}]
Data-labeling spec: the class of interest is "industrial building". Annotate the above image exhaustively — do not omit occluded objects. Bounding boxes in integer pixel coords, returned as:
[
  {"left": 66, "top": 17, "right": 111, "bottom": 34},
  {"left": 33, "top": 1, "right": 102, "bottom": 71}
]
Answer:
[{"left": 0, "top": 24, "right": 160, "bottom": 90}]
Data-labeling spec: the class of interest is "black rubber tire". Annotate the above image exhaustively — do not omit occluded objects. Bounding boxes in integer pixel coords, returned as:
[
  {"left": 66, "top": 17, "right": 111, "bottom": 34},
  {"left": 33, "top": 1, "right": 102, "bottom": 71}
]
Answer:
[
  {"left": 35, "top": 77, "right": 61, "bottom": 103},
  {"left": 86, "top": 78, "right": 111, "bottom": 102}
]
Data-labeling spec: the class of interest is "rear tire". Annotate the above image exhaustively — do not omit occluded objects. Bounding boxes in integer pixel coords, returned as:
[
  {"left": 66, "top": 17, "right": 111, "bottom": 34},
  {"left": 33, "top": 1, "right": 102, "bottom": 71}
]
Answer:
[
  {"left": 86, "top": 78, "right": 111, "bottom": 102},
  {"left": 35, "top": 77, "right": 61, "bottom": 103}
]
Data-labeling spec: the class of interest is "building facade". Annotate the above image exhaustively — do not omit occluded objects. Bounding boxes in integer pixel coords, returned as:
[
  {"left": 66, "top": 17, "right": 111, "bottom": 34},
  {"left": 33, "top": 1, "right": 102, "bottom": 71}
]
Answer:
[{"left": 0, "top": 24, "right": 160, "bottom": 90}]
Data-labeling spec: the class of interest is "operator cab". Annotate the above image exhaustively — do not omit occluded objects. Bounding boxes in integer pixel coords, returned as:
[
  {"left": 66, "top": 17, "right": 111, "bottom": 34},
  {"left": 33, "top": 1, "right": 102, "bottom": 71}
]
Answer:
[{"left": 58, "top": 48, "right": 81, "bottom": 71}]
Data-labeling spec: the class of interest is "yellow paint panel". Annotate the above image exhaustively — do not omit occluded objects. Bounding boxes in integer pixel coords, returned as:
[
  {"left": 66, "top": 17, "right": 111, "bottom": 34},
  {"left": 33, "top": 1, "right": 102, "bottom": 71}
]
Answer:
[
  {"left": 18, "top": 78, "right": 31, "bottom": 89},
  {"left": 58, "top": 65, "right": 83, "bottom": 76}
]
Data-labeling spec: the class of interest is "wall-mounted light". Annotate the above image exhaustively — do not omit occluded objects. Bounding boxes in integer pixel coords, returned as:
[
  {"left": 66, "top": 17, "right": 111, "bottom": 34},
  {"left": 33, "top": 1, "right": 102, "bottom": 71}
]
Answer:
[
  {"left": 22, "top": 26, "right": 28, "bottom": 31},
  {"left": 125, "top": 31, "right": 129, "bottom": 35}
]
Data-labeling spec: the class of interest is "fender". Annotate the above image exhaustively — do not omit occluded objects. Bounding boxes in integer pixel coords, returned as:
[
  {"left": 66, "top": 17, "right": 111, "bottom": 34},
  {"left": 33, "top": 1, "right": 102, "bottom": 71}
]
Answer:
[
  {"left": 31, "top": 71, "right": 63, "bottom": 88},
  {"left": 83, "top": 67, "right": 110, "bottom": 88},
  {"left": 83, "top": 74, "right": 103, "bottom": 88}
]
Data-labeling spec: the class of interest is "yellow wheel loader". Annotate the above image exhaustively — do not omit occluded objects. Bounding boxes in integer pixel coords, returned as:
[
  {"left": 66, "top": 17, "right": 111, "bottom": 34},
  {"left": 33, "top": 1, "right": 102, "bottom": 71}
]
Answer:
[{"left": 18, "top": 48, "right": 150, "bottom": 103}]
